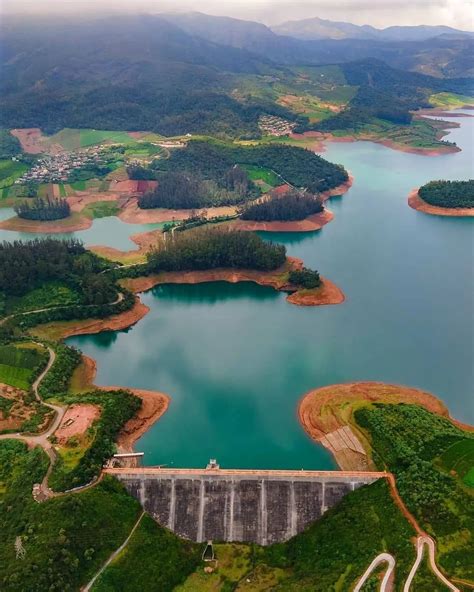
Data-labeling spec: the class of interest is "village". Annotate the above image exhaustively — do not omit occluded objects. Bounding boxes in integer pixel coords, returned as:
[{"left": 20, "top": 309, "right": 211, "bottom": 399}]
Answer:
[
  {"left": 258, "top": 114, "right": 296, "bottom": 136},
  {"left": 15, "top": 145, "right": 112, "bottom": 185}
]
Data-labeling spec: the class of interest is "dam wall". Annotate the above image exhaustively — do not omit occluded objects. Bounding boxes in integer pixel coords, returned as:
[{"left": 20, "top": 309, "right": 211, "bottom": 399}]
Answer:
[{"left": 106, "top": 468, "right": 385, "bottom": 545}]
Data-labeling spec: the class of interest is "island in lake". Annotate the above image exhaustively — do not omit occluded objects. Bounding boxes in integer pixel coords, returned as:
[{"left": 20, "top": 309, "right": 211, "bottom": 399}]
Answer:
[{"left": 409, "top": 179, "right": 474, "bottom": 216}]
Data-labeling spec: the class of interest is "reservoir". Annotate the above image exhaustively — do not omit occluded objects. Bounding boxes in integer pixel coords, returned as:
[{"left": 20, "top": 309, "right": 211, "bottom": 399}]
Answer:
[{"left": 38, "top": 114, "right": 474, "bottom": 469}]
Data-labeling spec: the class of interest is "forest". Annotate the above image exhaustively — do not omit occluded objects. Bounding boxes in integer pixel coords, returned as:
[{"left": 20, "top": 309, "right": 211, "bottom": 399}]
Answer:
[
  {"left": 288, "top": 267, "right": 321, "bottom": 289},
  {"left": 240, "top": 190, "right": 324, "bottom": 221},
  {"left": 418, "top": 179, "right": 474, "bottom": 208},
  {"left": 147, "top": 228, "right": 286, "bottom": 272},
  {"left": 0, "top": 239, "right": 115, "bottom": 304},
  {"left": 0, "top": 129, "right": 22, "bottom": 159},
  {"left": 131, "top": 140, "right": 348, "bottom": 195},
  {"left": 14, "top": 197, "right": 71, "bottom": 221},
  {"left": 355, "top": 403, "right": 474, "bottom": 580},
  {"left": 138, "top": 166, "right": 256, "bottom": 209}
]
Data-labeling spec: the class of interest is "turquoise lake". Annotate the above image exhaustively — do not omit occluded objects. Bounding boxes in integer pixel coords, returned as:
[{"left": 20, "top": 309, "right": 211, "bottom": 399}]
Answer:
[{"left": 29, "top": 113, "right": 474, "bottom": 470}]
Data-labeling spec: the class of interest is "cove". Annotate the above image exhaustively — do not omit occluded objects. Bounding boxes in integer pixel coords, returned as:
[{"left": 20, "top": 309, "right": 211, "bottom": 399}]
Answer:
[
  {"left": 67, "top": 112, "right": 473, "bottom": 470},
  {"left": 0, "top": 209, "right": 163, "bottom": 251}
]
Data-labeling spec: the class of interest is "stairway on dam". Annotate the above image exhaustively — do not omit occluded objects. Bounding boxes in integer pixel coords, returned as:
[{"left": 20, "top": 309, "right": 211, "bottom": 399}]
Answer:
[{"left": 105, "top": 467, "right": 385, "bottom": 545}]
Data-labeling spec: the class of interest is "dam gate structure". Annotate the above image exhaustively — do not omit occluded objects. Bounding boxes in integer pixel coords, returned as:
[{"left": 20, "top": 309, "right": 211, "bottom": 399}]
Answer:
[{"left": 105, "top": 466, "right": 385, "bottom": 545}]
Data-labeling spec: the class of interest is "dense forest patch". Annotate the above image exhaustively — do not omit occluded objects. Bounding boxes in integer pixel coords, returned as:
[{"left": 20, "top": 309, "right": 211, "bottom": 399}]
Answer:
[
  {"left": 14, "top": 197, "right": 71, "bottom": 221},
  {"left": 418, "top": 179, "right": 474, "bottom": 209},
  {"left": 138, "top": 166, "right": 257, "bottom": 210},
  {"left": 240, "top": 190, "right": 324, "bottom": 221},
  {"left": 147, "top": 228, "right": 287, "bottom": 273}
]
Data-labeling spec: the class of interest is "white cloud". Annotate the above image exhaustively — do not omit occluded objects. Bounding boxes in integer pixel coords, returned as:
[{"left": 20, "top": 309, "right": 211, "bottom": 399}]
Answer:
[{"left": 1, "top": 0, "right": 473, "bottom": 30}]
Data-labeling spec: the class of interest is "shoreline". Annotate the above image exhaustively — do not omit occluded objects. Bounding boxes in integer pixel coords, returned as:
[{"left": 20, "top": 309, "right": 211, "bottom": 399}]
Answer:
[
  {"left": 72, "top": 355, "right": 170, "bottom": 453},
  {"left": 291, "top": 117, "right": 461, "bottom": 156},
  {"left": 0, "top": 212, "right": 93, "bottom": 233},
  {"left": 119, "top": 257, "right": 345, "bottom": 308},
  {"left": 408, "top": 188, "right": 474, "bottom": 217},
  {"left": 298, "top": 382, "right": 473, "bottom": 471}
]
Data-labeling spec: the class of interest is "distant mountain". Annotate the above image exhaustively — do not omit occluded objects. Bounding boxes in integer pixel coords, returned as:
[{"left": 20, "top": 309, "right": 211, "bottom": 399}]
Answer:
[
  {"left": 272, "top": 17, "right": 473, "bottom": 42},
  {"left": 159, "top": 12, "right": 474, "bottom": 78}
]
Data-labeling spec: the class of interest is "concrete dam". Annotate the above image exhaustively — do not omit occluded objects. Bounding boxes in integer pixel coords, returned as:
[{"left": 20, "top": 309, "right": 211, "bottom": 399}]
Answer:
[{"left": 105, "top": 467, "right": 385, "bottom": 545}]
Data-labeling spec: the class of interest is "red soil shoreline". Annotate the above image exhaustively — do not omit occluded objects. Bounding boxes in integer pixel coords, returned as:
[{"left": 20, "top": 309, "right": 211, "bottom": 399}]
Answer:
[
  {"left": 298, "top": 382, "right": 473, "bottom": 471},
  {"left": 228, "top": 176, "right": 353, "bottom": 233},
  {"left": 408, "top": 188, "right": 474, "bottom": 217},
  {"left": 74, "top": 355, "right": 170, "bottom": 453},
  {"left": 120, "top": 257, "right": 345, "bottom": 308}
]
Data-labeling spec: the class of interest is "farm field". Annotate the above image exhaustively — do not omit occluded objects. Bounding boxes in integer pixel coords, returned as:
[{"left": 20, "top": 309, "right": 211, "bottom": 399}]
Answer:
[
  {"left": 0, "top": 342, "right": 47, "bottom": 390},
  {"left": 241, "top": 164, "right": 281, "bottom": 187},
  {"left": 4, "top": 281, "right": 84, "bottom": 316},
  {"left": 429, "top": 92, "right": 474, "bottom": 109}
]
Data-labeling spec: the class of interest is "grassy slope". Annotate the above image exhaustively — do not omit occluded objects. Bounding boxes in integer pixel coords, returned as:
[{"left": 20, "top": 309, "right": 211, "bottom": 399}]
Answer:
[{"left": 429, "top": 92, "right": 474, "bottom": 109}]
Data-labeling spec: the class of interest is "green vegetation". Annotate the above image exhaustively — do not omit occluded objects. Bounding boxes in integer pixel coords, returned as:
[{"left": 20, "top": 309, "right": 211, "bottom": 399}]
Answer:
[
  {"left": 138, "top": 166, "right": 256, "bottom": 209},
  {"left": 38, "top": 343, "right": 82, "bottom": 399},
  {"left": 241, "top": 164, "right": 281, "bottom": 187},
  {"left": 240, "top": 190, "right": 323, "bottom": 222},
  {"left": 45, "top": 128, "right": 135, "bottom": 151},
  {"left": 288, "top": 267, "right": 321, "bottom": 289},
  {"left": 355, "top": 403, "right": 474, "bottom": 581},
  {"left": 0, "top": 130, "right": 22, "bottom": 159},
  {"left": 0, "top": 159, "right": 28, "bottom": 189},
  {"left": 14, "top": 197, "right": 71, "bottom": 221},
  {"left": 93, "top": 514, "right": 200, "bottom": 592},
  {"left": 0, "top": 343, "right": 47, "bottom": 390},
  {"left": 147, "top": 228, "right": 286, "bottom": 273},
  {"left": 82, "top": 201, "right": 120, "bottom": 219},
  {"left": 429, "top": 93, "right": 474, "bottom": 109},
  {"left": 418, "top": 179, "right": 474, "bottom": 209},
  {"left": 132, "top": 139, "right": 348, "bottom": 195},
  {"left": 49, "top": 389, "right": 140, "bottom": 491},
  {"left": 4, "top": 282, "right": 83, "bottom": 315}
]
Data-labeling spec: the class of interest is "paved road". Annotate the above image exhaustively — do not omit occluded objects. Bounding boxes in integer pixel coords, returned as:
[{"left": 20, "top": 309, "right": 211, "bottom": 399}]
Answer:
[
  {"left": 403, "top": 536, "right": 460, "bottom": 592},
  {"left": 354, "top": 553, "right": 395, "bottom": 592}
]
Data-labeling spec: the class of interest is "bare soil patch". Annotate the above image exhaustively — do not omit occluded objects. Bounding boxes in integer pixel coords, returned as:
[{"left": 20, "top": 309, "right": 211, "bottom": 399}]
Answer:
[
  {"left": 231, "top": 209, "right": 334, "bottom": 232},
  {"left": 408, "top": 188, "right": 474, "bottom": 217},
  {"left": 0, "top": 212, "right": 92, "bottom": 233},
  {"left": 70, "top": 355, "right": 169, "bottom": 453},
  {"left": 0, "top": 382, "right": 53, "bottom": 433},
  {"left": 55, "top": 404, "right": 100, "bottom": 444},
  {"left": 119, "top": 198, "right": 236, "bottom": 224}
]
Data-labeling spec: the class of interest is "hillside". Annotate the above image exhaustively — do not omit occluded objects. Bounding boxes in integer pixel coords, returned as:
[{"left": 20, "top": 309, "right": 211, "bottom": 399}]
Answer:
[{"left": 272, "top": 17, "right": 473, "bottom": 42}]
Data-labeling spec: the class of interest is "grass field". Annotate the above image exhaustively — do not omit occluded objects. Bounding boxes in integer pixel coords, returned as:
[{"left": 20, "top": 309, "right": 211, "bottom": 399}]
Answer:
[
  {"left": 82, "top": 201, "right": 120, "bottom": 219},
  {"left": 46, "top": 128, "right": 135, "bottom": 151},
  {"left": 124, "top": 142, "right": 165, "bottom": 160},
  {"left": 429, "top": 92, "right": 474, "bottom": 109},
  {"left": 0, "top": 160, "right": 28, "bottom": 189},
  {"left": 241, "top": 165, "right": 281, "bottom": 187}
]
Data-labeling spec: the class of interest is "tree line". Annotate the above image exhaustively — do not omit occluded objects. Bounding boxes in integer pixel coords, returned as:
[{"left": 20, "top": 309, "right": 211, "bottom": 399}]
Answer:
[
  {"left": 138, "top": 166, "right": 255, "bottom": 210},
  {"left": 419, "top": 179, "right": 474, "bottom": 209},
  {"left": 147, "top": 227, "right": 287, "bottom": 272},
  {"left": 14, "top": 197, "right": 71, "bottom": 221},
  {"left": 130, "top": 139, "right": 348, "bottom": 199},
  {"left": 0, "top": 239, "right": 115, "bottom": 304},
  {"left": 240, "top": 190, "right": 324, "bottom": 221}
]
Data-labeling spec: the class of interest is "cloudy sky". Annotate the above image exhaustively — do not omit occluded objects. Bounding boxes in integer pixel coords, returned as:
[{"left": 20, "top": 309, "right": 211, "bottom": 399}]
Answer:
[{"left": 2, "top": 0, "right": 473, "bottom": 30}]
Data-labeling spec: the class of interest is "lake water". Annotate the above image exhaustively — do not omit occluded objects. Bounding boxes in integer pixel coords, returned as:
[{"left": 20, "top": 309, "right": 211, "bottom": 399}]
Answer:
[
  {"left": 66, "top": 113, "right": 473, "bottom": 469},
  {"left": 0, "top": 208, "right": 163, "bottom": 251}
]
